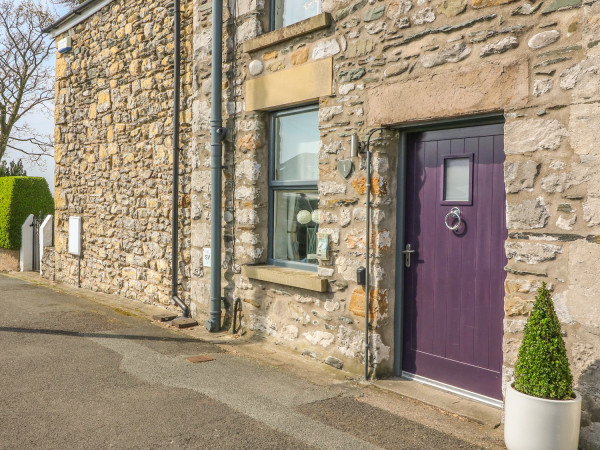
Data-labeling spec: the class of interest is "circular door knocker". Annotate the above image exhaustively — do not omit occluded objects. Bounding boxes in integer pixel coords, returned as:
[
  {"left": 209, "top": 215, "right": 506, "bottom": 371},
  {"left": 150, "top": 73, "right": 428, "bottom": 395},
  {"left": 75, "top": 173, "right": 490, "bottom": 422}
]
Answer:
[{"left": 444, "top": 207, "right": 462, "bottom": 231}]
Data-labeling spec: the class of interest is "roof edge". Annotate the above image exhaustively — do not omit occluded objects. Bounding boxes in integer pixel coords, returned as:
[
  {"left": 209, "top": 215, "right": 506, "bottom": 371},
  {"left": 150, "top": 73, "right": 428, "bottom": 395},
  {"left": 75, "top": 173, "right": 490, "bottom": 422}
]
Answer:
[{"left": 43, "top": 0, "right": 116, "bottom": 38}]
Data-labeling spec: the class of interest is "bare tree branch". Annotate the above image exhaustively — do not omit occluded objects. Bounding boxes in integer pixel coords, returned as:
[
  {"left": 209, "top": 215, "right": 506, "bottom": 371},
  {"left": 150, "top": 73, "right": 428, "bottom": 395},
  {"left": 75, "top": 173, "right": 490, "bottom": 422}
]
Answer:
[{"left": 0, "top": 0, "right": 56, "bottom": 165}]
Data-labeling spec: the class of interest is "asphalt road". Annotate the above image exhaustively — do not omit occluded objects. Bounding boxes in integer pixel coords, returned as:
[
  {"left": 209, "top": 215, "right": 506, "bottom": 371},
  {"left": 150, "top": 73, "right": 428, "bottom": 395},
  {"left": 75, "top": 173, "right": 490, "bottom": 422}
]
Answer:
[{"left": 0, "top": 274, "right": 504, "bottom": 449}]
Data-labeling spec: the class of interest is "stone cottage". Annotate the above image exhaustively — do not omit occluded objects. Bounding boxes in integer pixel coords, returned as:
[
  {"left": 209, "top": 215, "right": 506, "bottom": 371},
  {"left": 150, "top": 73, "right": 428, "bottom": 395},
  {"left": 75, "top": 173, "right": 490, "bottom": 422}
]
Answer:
[{"left": 45, "top": 0, "right": 600, "bottom": 445}]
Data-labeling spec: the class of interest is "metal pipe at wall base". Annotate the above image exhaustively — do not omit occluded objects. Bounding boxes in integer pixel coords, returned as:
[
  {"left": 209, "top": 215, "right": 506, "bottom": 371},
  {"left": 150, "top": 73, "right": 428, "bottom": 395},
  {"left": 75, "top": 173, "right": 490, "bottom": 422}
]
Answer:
[
  {"left": 206, "top": 0, "right": 225, "bottom": 332},
  {"left": 170, "top": 0, "right": 189, "bottom": 318}
]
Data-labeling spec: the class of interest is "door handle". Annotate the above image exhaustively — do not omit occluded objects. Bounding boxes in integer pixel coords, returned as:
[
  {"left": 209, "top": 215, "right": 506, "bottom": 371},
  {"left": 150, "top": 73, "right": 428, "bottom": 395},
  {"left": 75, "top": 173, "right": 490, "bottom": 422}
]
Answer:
[{"left": 402, "top": 244, "right": 415, "bottom": 268}]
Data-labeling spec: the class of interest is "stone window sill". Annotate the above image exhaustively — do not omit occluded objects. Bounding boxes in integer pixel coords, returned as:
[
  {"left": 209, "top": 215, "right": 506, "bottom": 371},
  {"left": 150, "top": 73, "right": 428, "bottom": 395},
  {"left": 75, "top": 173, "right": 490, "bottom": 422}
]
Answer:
[
  {"left": 242, "top": 13, "right": 331, "bottom": 54},
  {"left": 241, "top": 265, "right": 328, "bottom": 292}
]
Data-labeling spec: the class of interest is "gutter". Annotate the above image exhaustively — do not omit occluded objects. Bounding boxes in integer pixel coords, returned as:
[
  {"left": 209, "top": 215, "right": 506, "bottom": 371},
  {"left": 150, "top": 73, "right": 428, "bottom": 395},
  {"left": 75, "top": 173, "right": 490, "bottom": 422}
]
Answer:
[
  {"left": 205, "top": 0, "right": 226, "bottom": 332},
  {"left": 171, "top": 0, "right": 189, "bottom": 318},
  {"left": 43, "top": 0, "right": 115, "bottom": 38}
]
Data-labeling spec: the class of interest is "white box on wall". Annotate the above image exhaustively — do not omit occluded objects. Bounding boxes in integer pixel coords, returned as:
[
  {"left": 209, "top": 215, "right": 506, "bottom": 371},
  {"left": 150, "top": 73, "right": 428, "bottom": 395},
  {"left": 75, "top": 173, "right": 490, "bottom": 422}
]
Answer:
[{"left": 68, "top": 216, "right": 81, "bottom": 256}]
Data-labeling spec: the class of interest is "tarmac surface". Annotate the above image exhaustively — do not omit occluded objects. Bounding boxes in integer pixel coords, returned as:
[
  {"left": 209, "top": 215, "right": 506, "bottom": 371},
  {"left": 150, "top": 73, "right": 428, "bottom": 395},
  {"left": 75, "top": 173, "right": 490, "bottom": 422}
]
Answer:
[{"left": 0, "top": 274, "right": 505, "bottom": 449}]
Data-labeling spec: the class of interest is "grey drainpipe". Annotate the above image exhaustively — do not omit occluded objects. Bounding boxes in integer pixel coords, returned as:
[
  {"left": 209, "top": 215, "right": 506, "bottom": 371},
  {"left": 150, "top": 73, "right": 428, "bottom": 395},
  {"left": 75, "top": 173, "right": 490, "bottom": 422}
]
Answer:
[
  {"left": 364, "top": 127, "right": 386, "bottom": 381},
  {"left": 205, "top": 0, "right": 226, "bottom": 332},
  {"left": 171, "top": 0, "right": 189, "bottom": 317}
]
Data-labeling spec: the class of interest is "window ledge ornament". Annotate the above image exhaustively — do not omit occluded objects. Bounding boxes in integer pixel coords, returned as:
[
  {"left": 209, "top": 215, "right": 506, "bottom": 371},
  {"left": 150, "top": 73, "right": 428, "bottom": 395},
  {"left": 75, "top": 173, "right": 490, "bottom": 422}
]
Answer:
[{"left": 242, "top": 13, "right": 332, "bottom": 54}]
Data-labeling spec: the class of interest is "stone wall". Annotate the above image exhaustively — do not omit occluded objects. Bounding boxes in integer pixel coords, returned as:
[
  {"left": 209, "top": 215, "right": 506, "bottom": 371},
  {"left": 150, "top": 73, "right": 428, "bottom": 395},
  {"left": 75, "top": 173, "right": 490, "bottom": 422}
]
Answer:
[
  {"left": 0, "top": 248, "right": 20, "bottom": 272},
  {"left": 51, "top": 0, "right": 193, "bottom": 307},
  {"left": 50, "top": 0, "right": 600, "bottom": 445},
  {"left": 190, "top": 0, "right": 600, "bottom": 445},
  {"left": 41, "top": 247, "right": 56, "bottom": 281}
]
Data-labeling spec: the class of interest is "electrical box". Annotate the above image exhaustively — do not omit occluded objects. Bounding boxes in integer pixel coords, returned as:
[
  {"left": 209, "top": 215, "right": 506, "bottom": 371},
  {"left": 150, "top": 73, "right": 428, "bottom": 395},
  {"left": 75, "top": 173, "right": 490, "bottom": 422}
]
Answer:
[
  {"left": 357, "top": 267, "right": 366, "bottom": 286},
  {"left": 57, "top": 36, "right": 72, "bottom": 54},
  {"left": 68, "top": 216, "right": 81, "bottom": 256},
  {"left": 203, "top": 248, "right": 211, "bottom": 267}
]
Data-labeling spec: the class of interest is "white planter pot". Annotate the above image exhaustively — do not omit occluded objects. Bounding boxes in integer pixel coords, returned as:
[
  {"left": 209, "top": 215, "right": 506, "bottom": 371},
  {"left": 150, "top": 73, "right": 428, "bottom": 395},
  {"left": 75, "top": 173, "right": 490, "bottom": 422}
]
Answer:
[{"left": 504, "top": 383, "right": 581, "bottom": 450}]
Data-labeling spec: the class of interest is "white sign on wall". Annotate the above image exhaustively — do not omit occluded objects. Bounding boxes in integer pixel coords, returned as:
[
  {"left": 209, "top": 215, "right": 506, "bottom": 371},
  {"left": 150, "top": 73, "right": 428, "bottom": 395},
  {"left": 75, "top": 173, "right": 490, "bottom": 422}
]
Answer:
[
  {"left": 68, "top": 217, "right": 81, "bottom": 256},
  {"left": 203, "top": 248, "right": 211, "bottom": 268}
]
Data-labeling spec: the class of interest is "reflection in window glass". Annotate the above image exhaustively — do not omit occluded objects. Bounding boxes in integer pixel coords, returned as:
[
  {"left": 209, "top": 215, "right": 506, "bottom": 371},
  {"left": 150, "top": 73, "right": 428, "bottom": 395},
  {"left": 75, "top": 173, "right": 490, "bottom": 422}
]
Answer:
[
  {"left": 273, "top": 191, "right": 319, "bottom": 264},
  {"left": 273, "top": 0, "right": 322, "bottom": 29},
  {"left": 274, "top": 109, "right": 319, "bottom": 182},
  {"left": 444, "top": 157, "right": 470, "bottom": 202}
]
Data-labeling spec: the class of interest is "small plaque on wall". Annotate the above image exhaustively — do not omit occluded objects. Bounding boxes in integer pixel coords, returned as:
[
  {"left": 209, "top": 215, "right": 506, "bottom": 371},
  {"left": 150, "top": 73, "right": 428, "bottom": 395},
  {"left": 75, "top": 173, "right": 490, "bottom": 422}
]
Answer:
[
  {"left": 316, "top": 232, "right": 329, "bottom": 260},
  {"left": 68, "top": 216, "right": 81, "bottom": 256}
]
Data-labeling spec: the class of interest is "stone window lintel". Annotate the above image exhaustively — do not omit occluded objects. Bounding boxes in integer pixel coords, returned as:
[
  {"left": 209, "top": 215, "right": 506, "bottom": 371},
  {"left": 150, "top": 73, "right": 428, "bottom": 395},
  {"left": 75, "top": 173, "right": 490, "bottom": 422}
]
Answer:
[{"left": 242, "top": 12, "right": 331, "bottom": 54}]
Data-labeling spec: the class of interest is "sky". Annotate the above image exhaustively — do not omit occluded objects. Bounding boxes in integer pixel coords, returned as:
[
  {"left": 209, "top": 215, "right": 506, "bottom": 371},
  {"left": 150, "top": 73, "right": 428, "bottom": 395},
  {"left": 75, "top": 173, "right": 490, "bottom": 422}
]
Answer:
[{"left": 3, "top": 3, "right": 70, "bottom": 195}]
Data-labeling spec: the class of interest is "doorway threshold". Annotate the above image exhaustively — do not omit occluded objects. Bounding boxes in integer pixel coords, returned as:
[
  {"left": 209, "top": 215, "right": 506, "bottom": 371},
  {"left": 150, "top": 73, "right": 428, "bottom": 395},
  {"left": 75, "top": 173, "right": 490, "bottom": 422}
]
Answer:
[{"left": 374, "top": 375, "right": 503, "bottom": 429}]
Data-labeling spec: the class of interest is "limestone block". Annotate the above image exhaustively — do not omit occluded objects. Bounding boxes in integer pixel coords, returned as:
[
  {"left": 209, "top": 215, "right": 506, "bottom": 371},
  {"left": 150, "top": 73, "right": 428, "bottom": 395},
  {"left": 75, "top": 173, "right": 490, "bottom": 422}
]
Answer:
[
  {"left": 583, "top": 197, "right": 600, "bottom": 226},
  {"left": 194, "top": 28, "right": 211, "bottom": 60},
  {"left": 556, "top": 214, "right": 577, "bottom": 230},
  {"left": 511, "top": 2, "right": 542, "bottom": 15},
  {"left": 248, "top": 59, "right": 263, "bottom": 75},
  {"left": 504, "top": 318, "right": 526, "bottom": 333},
  {"left": 290, "top": 47, "right": 308, "bottom": 65},
  {"left": 480, "top": 36, "right": 519, "bottom": 57},
  {"left": 337, "top": 325, "right": 364, "bottom": 358},
  {"left": 505, "top": 295, "right": 532, "bottom": 316},
  {"left": 504, "top": 119, "right": 567, "bottom": 154},
  {"left": 364, "top": 4, "right": 386, "bottom": 21},
  {"left": 559, "top": 57, "right": 600, "bottom": 101},
  {"left": 97, "top": 90, "right": 111, "bottom": 113},
  {"left": 312, "top": 38, "right": 341, "bottom": 60},
  {"left": 438, "top": 0, "right": 467, "bottom": 17},
  {"left": 319, "top": 181, "right": 346, "bottom": 195},
  {"left": 471, "top": 0, "right": 516, "bottom": 7},
  {"left": 533, "top": 79, "right": 553, "bottom": 97},
  {"left": 302, "top": 330, "right": 335, "bottom": 347},
  {"left": 505, "top": 241, "right": 562, "bottom": 264},
  {"left": 365, "top": 21, "right": 386, "bottom": 34},
  {"left": 506, "top": 197, "right": 550, "bottom": 229},
  {"left": 566, "top": 240, "right": 600, "bottom": 328},
  {"left": 569, "top": 103, "right": 600, "bottom": 157},
  {"left": 319, "top": 105, "right": 343, "bottom": 121},
  {"left": 504, "top": 160, "right": 539, "bottom": 193},
  {"left": 368, "top": 58, "right": 528, "bottom": 125},
  {"left": 387, "top": 0, "right": 413, "bottom": 18},
  {"left": 412, "top": 7, "right": 436, "bottom": 25},
  {"left": 236, "top": 159, "right": 261, "bottom": 182},
  {"left": 237, "top": 0, "right": 264, "bottom": 16},
  {"left": 280, "top": 325, "right": 299, "bottom": 341},
  {"left": 384, "top": 61, "right": 409, "bottom": 77},
  {"left": 528, "top": 30, "right": 561, "bottom": 49},
  {"left": 541, "top": 171, "right": 576, "bottom": 193},
  {"left": 237, "top": 18, "right": 262, "bottom": 44}
]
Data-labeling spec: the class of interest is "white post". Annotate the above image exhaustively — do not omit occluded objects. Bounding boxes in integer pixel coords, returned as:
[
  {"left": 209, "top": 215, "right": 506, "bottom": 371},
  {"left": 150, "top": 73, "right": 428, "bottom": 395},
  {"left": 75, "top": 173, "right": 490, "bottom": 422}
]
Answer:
[
  {"left": 39, "top": 215, "right": 54, "bottom": 275},
  {"left": 20, "top": 214, "right": 34, "bottom": 272}
]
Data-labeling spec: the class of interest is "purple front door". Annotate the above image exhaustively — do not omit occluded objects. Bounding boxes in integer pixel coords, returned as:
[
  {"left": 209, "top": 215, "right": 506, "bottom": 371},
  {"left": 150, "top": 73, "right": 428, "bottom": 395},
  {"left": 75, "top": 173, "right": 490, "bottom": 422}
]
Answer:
[{"left": 402, "top": 124, "right": 507, "bottom": 400}]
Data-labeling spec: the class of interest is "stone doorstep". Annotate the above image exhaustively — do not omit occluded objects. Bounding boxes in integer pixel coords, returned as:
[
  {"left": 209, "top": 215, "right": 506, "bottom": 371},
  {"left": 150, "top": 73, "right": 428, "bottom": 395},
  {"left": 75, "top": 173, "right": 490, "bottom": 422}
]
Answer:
[{"left": 374, "top": 378, "right": 503, "bottom": 429}]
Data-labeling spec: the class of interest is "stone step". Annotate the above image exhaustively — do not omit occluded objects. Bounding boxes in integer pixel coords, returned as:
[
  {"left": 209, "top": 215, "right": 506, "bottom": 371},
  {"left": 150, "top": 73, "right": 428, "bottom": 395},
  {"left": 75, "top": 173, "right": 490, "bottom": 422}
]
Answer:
[
  {"left": 152, "top": 312, "right": 179, "bottom": 322},
  {"left": 171, "top": 317, "right": 199, "bottom": 329}
]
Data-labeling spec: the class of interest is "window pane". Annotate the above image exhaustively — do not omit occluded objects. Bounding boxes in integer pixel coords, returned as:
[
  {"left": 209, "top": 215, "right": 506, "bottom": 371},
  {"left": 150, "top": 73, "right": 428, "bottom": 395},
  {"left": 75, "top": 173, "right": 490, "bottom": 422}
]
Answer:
[
  {"left": 274, "top": 0, "right": 322, "bottom": 29},
  {"left": 273, "top": 190, "right": 319, "bottom": 264},
  {"left": 444, "top": 157, "right": 470, "bottom": 202},
  {"left": 274, "top": 109, "right": 319, "bottom": 182}
]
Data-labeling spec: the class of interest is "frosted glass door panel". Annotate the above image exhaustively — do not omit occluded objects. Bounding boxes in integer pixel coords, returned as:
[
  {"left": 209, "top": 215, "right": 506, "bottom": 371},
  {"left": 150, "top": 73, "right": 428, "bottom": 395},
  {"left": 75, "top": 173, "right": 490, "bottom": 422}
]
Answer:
[{"left": 444, "top": 157, "right": 470, "bottom": 202}]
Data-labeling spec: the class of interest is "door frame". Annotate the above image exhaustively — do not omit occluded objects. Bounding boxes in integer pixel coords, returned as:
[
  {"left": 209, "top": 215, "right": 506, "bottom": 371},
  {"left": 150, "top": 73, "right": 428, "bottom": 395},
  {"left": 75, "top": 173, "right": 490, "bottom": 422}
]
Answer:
[{"left": 392, "top": 113, "right": 506, "bottom": 382}]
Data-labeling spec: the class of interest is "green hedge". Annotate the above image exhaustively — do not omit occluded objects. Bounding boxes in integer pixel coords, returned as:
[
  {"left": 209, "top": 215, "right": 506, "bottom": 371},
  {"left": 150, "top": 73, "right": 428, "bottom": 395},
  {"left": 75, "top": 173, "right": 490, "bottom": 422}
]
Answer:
[{"left": 0, "top": 177, "right": 54, "bottom": 250}]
